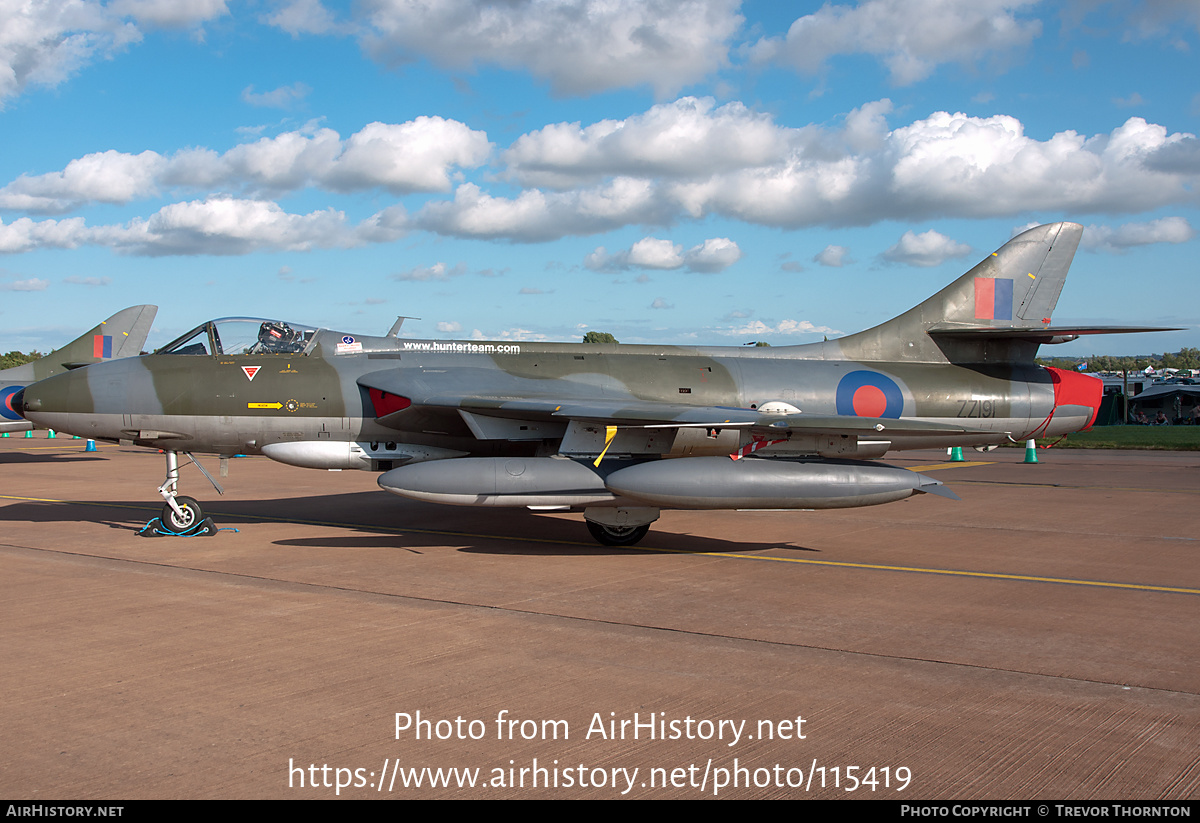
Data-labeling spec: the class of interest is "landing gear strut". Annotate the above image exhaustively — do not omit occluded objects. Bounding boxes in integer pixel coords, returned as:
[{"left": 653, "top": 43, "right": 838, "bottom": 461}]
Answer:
[{"left": 156, "top": 450, "right": 224, "bottom": 534}]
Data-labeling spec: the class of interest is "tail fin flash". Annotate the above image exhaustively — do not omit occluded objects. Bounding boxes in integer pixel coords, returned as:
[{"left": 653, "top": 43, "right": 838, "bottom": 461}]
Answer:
[
  {"left": 940, "top": 221, "right": 1082, "bottom": 329},
  {"left": 836, "top": 223, "right": 1089, "bottom": 364}
]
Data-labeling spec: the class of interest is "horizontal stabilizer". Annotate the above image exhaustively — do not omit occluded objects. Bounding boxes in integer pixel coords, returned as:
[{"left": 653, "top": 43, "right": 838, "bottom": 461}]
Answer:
[{"left": 928, "top": 324, "right": 1182, "bottom": 341}]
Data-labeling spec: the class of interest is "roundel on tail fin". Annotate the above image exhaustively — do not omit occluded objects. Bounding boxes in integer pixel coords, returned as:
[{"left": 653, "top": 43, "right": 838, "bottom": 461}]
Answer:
[{"left": 836, "top": 371, "right": 904, "bottom": 419}]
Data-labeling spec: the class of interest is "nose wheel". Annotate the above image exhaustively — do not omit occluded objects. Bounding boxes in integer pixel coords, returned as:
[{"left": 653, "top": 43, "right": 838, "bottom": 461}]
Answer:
[
  {"left": 162, "top": 495, "right": 203, "bottom": 531},
  {"left": 155, "top": 451, "right": 223, "bottom": 535}
]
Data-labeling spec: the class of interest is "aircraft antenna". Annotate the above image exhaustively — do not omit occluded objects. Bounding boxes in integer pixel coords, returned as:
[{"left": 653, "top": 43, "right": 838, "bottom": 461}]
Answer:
[{"left": 388, "top": 316, "right": 421, "bottom": 337}]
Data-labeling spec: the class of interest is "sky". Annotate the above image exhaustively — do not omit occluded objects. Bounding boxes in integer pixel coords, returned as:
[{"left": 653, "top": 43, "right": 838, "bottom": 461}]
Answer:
[{"left": 0, "top": 0, "right": 1198, "bottom": 357}]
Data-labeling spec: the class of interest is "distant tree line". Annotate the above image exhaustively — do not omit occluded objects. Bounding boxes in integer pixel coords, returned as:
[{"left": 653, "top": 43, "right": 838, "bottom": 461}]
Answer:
[
  {"left": 0, "top": 350, "right": 43, "bottom": 369},
  {"left": 1037, "top": 348, "right": 1200, "bottom": 373}
]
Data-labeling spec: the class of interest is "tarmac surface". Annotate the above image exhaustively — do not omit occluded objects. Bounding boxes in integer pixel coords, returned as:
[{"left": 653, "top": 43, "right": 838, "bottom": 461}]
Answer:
[{"left": 1, "top": 434, "right": 1198, "bottom": 799}]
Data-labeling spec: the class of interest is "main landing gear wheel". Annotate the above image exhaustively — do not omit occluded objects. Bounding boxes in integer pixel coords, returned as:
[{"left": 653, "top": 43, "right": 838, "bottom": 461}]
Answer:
[
  {"left": 586, "top": 521, "right": 651, "bottom": 547},
  {"left": 162, "top": 495, "right": 203, "bottom": 532}
]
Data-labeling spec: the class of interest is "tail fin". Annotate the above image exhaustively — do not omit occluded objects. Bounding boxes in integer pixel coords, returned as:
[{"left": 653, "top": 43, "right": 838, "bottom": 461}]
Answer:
[
  {"left": 25, "top": 305, "right": 157, "bottom": 381},
  {"left": 835, "top": 223, "right": 1084, "bottom": 364}
]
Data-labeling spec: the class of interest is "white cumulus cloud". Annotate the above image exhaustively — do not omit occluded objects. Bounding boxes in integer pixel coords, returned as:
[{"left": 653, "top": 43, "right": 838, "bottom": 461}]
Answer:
[
  {"left": 106, "top": 197, "right": 354, "bottom": 256},
  {"left": 265, "top": 0, "right": 345, "bottom": 35},
  {"left": 391, "top": 262, "right": 469, "bottom": 282},
  {"left": 0, "top": 276, "right": 50, "bottom": 291},
  {"left": 752, "top": 0, "right": 1041, "bottom": 86},
  {"left": 0, "top": 149, "right": 165, "bottom": 213},
  {"left": 503, "top": 97, "right": 801, "bottom": 188},
  {"left": 684, "top": 237, "right": 742, "bottom": 272},
  {"left": 882, "top": 229, "right": 972, "bottom": 267},
  {"left": 1082, "top": 217, "right": 1196, "bottom": 253},
  {"left": 355, "top": 0, "right": 743, "bottom": 97},
  {"left": 720, "top": 319, "right": 840, "bottom": 337},
  {"left": 0, "top": 216, "right": 90, "bottom": 253},
  {"left": 417, "top": 179, "right": 668, "bottom": 242},
  {"left": 0, "top": 119, "right": 491, "bottom": 212},
  {"left": 0, "top": 198, "right": 408, "bottom": 256},
  {"left": 440, "top": 100, "right": 1199, "bottom": 241},
  {"left": 585, "top": 236, "right": 741, "bottom": 273},
  {"left": 814, "top": 245, "right": 850, "bottom": 267},
  {"left": 0, "top": 0, "right": 228, "bottom": 107},
  {"left": 628, "top": 237, "right": 684, "bottom": 269},
  {"left": 323, "top": 119, "right": 491, "bottom": 193},
  {"left": 664, "top": 111, "right": 1200, "bottom": 228},
  {"left": 109, "top": 0, "right": 229, "bottom": 28}
]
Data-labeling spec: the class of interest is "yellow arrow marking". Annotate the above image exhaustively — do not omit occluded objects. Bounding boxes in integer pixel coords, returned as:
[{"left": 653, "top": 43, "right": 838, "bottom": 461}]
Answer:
[{"left": 247, "top": 402, "right": 283, "bottom": 410}]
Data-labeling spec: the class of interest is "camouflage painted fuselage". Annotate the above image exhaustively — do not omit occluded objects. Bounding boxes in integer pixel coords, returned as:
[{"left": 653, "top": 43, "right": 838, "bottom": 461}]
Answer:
[
  {"left": 19, "top": 223, "right": 1130, "bottom": 542},
  {"left": 19, "top": 325, "right": 1097, "bottom": 462}
]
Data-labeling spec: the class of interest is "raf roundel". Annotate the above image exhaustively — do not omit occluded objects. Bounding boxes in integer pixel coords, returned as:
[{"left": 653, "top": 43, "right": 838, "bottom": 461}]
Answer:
[
  {"left": 835, "top": 370, "right": 904, "bottom": 419},
  {"left": 0, "top": 385, "right": 25, "bottom": 421}
]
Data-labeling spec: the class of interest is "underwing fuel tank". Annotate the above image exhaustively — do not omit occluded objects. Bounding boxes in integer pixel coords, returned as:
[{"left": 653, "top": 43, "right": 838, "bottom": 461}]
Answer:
[
  {"left": 378, "top": 455, "right": 955, "bottom": 510},
  {"left": 378, "top": 456, "right": 614, "bottom": 507},
  {"left": 603, "top": 456, "right": 956, "bottom": 509}
]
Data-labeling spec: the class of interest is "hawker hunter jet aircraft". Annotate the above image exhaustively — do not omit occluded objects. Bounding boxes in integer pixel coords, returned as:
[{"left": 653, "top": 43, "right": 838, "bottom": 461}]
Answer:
[
  {"left": 14, "top": 224, "right": 1168, "bottom": 544},
  {"left": 1, "top": 305, "right": 157, "bottom": 434}
]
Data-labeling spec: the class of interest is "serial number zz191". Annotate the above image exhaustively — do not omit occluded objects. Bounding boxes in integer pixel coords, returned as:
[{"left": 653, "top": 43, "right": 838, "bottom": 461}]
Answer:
[{"left": 957, "top": 398, "right": 999, "bottom": 418}]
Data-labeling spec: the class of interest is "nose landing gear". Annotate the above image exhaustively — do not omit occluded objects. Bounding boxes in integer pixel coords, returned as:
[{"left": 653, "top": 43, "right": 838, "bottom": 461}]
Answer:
[{"left": 148, "top": 450, "right": 224, "bottom": 536}]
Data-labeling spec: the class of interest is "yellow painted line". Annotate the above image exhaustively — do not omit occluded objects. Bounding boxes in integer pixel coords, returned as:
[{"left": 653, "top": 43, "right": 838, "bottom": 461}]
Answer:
[
  {"left": 644, "top": 550, "right": 1200, "bottom": 595},
  {"left": 942, "top": 478, "right": 1200, "bottom": 495},
  {"left": 2, "top": 493, "right": 1197, "bottom": 596},
  {"left": 2, "top": 494, "right": 78, "bottom": 503},
  {"left": 909, "top": 461, "right": 995, "bottom": 470}
]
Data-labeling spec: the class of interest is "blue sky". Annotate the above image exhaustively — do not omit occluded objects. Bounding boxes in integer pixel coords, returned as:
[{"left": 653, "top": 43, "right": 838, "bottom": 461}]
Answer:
[{"left": 1, "top": 0, "right": 1198, "bottom": 357}]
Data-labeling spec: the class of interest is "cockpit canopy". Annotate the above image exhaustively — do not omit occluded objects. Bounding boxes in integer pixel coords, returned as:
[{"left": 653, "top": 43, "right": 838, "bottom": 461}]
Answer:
[{"left": 158, "top": 318, "right": 320, "bottom": 356}]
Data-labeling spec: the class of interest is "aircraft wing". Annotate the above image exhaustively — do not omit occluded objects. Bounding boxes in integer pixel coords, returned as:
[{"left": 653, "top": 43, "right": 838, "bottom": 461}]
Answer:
[{"left": 357, "top": 369, "right": 985, "bottom": 437}]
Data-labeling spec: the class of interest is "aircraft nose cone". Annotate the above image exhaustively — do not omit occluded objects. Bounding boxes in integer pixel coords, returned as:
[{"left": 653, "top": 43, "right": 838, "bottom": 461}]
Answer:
[{"left": 15, "top": 368, "right": 87, "bottom": 432}]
